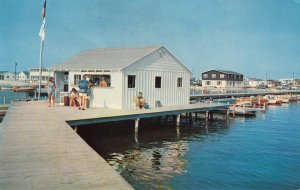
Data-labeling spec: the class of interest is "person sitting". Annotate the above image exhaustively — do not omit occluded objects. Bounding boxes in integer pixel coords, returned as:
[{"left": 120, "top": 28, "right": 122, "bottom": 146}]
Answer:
[
  {"left": 69, "top": 88, "right": 79, "bottom": 107},
  {"left": 134, "top": 92, "right": 145, "bottom": 109},
  {"left": 99, "top": 78, "right": 108, "bottom": 87}
]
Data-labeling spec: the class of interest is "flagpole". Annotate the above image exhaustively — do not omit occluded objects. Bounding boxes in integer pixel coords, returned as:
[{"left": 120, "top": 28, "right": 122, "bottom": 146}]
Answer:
[
  {"left": 38, "top": 39, "right": 44, "bottom": 100},
  {"left": 38, "top": 0, "right": 46, "bottom": 100}
]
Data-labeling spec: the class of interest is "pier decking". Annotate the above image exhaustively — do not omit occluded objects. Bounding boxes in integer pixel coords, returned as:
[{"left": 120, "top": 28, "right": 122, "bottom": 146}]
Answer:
[
  {"left": 57, "top": 103, "right": 229, "bottom": 126},
  {"left": 0, "top": 102, "right": 133, "bottom": 189},
  {"left": 0, "top": 101, "right": 228, "bottom": 189}
]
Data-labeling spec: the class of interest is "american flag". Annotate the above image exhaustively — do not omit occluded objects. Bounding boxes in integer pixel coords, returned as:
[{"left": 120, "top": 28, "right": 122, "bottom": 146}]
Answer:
[
  {"left": 39, "top": 0, "right": 46, "bottom": 41},
  {"left": 41, "top": 0, "right": 46, "bottom": 19}
]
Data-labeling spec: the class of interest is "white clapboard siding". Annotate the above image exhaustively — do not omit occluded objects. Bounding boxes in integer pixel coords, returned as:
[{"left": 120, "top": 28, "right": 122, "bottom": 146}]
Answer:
[{"left": 122, "top": 47, "right": 191, "bottom": 109}]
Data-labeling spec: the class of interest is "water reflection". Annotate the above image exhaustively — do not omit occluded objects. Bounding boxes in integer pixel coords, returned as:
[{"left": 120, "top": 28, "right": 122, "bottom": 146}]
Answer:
[{"left": 78, "top": 118, "right": 230, "bottom": 189}]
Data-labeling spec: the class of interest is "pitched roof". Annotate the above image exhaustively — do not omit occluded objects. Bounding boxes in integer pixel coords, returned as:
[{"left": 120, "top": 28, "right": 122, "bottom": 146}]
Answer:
[{"left": 51, "top": 46, "right": 163, "bottom": 71}]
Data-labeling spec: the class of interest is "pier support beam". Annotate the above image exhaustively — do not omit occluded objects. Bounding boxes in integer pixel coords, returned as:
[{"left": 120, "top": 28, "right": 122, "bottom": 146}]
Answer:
[
  {"left": 226, "top": 108, "right": 230, "bottom": 121},
  {"left": 176, "top": 114, "right": 181, "bottom": 126},
  {"left": 189, "top": 113, "right": 193, "bottom": 124},
  {"left": 205, "top": 111, "right": 209, "bottom": 121},
  {"left": 232, "top": 105, "right": 236, "bottom": 118},
  {"left": 134, "top": 118, "right": 140, "bottom": 133}
]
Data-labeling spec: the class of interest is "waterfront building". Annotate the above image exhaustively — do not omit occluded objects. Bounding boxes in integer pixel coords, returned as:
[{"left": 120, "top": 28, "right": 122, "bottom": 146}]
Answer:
[
  {"left": 0, "top": 71, "right": 16, "bottom": 81},
  {"left": 245, "top": 78, "right": 265, "bottom": 88},
  {"left": 51, "top": 45, "right": 192, "bottom": 109},
  {"left": 17, "top": 71, "right": 30, "bottom": 82},
  {"left": 266, "top": 79, "right": 280, "bottom": 87},
  {"left": 29, "top": 68, "right": 54, "bottom": 85},
  {"left": 202, "top": 70, "right": 244, "bottom": 88}
]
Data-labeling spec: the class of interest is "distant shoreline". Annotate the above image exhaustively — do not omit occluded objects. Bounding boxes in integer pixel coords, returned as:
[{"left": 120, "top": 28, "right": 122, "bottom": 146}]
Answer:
[{"left": 0, "top": 81, "right": 30, "bottom": 88}]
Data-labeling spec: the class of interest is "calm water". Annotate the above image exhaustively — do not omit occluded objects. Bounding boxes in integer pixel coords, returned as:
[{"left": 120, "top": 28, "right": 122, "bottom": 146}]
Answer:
[
  {"left": 0, "top": 89, "right": 29, "bottom": 104},
  {"left": 73, "top": 103, "right": 300, "bottom": 189}
]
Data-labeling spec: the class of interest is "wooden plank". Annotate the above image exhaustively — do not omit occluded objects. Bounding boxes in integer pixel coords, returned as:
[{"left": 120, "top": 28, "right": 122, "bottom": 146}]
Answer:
[{"left": 0, "top": 102, "right": 133, "bottom": 189}]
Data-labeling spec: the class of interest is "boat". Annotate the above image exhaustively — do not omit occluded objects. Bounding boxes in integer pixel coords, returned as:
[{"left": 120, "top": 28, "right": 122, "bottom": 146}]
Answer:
[
  {"left": 13, "top": 86, "right": 36, "bottom": 92},
  {"left": 229, "top": 106, "right": 256, "bottom": 116},
  {"left": 281, "top": 99, "right": 289, "bottom": 103},
  {"left": 212, "top": 98, "right": 236, "bottom": 104},
  {"left": 265, "top": 95, "right": 282, "bottom": 105}
]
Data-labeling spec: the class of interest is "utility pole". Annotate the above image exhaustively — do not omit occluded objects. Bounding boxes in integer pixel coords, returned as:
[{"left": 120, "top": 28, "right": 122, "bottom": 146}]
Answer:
[{"left": 15, "top": 62, "right": 17, "bottom": 80}]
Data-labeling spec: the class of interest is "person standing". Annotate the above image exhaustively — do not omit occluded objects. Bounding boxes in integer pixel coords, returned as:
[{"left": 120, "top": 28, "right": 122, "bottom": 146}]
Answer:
[
  {"left": 45, "top": 77, "right": 56, "bottom": 107},
  {"left": 78, "top": 74, "right": 89, "bottom": 110}
]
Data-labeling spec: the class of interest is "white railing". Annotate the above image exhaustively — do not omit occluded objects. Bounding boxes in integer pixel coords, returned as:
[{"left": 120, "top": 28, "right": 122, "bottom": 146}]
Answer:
[{"left": 190, "top": 88, "right": 300, "bottom": 96}]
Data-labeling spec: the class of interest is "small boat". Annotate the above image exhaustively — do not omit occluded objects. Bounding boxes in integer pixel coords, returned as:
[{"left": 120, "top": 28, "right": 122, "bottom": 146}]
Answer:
[
  {"left": 265, "top": 95, "right": 282, "bottom": 105},
  {"left": 281, "top": 99, "right": 289, "bottom": 103},
  {"left": 13, "top": 87, "right": 35, "bottom": 92},
  {"left": 229, "top": 106, "right": 256, "bottom": 116},
  {"left": 212, "top": 98, "right": 236, "bottom": 104}
]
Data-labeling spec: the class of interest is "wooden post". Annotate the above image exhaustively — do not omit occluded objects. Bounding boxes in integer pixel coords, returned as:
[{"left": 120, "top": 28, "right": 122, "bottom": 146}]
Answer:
[
  {"left": 135, "top": 118, "right": 139, "bottom": 133},
  {"left": 176, "top": 126, "right": 180, "bottom": 138},
  {"left": 176, "top": 114, "right": 181, "bottom": 126},
  {"left": 233, "top": 105, "right": 236, "bottom": 118},
  {"left": 226, "top": 108, "right": 230, "bottom": 121},
  {"left": 189, "top": 113, "right": 193, "bottom": 124},
  {"left": 205, "top": 110, "right": 209, "bottom": 121},
  {"left": 195, "top": 112, "right": 198, "bottom": 119}
]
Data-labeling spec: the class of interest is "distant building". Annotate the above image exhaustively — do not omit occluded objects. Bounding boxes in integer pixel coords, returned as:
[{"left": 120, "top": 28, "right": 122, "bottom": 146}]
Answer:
[
  {"left": 0, "top": 71, "right": 16, "bottom": 81},
  {"left": 266, "top": 80, "right": 281, "bottom": 87},
  {"left": 279, "top": 78, "right": 293, "bottom": 85},
  {"left": 29, "top": 68, "right": 54, "bottom": 85},
  {"left": 17, "top": 71, "right": 30, "bottom": 82},
  {"left": 202, "top": 70, "right": 244, "bottom": 88},
  {"left": 51, "top": 45, "right": 192, "bottom": 109},
  {"left": 245, "top": 78, "right": 264, "bottom": 88}
]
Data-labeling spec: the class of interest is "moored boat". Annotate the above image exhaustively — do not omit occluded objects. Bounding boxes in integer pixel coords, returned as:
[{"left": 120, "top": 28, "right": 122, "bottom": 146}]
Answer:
[{"left": 13, "top": 87, "right": 36, "bottom": 92}]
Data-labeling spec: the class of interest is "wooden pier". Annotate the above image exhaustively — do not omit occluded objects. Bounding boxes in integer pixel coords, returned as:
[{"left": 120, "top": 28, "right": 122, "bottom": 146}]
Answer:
[
  {"left": 0, "top": 101, "right": 229, "bottom": 188},
  {"left": 0, "top": 102, "right": 133, "bottom": 189}
]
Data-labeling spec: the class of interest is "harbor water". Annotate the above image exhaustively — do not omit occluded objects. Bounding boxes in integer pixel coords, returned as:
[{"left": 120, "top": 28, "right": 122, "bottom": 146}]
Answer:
[
  {"left": 0, "top": 90, "right": 29, "bottom": 104},
  {"left": 78, "top": 103, "right": 300, "bottom": 189}
]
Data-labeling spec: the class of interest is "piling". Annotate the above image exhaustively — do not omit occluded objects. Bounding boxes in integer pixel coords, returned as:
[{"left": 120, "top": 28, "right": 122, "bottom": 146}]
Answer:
[
  {"left": 176, "top": 114, "right": 181, "bottom": 126},
  {"left": 134, "top": 118, "right": 139, "bottom": 133}
]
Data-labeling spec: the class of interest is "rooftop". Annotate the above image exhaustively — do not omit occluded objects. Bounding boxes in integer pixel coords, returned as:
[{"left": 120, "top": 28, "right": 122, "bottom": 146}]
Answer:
[{"left": 51, "top": 45, "right": 163, "bottom": 71}]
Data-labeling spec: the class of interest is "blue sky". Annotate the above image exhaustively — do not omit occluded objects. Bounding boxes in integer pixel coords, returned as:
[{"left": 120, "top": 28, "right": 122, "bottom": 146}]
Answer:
[{"left": 1, "top": 0, "right": 300, "bottom": 79}]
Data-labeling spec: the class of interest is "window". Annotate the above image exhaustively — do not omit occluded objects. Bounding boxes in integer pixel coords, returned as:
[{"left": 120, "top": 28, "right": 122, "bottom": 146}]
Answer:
[
  {"left": 128, "top": 75, "right": 136, "bottom": 88},
  {"left": 203, "top": 74, "right": 208, "bottom": 78},
  {"left": 74, "top": 74, "right": 81, "bottom": 85},
  {"left": 177, "top": 78, "right": 182, "bottom": 87},
  {"left": 205, "top": 81, "right": 211, "bottom": 85},
  {"left": 220, "top": 74, "right": 225, "bottom": 78},
  {"left": 0, "top": 75, "right": 4, "bottom": 80},
  {"left": 155, "top": 76, "right": 161, "bottom": 88},
  {"left": 212, "top": 74, "right": 216, "bottom": 78},
  {"left": 217, "top": 81, "right": 221, "bottom": 85}
]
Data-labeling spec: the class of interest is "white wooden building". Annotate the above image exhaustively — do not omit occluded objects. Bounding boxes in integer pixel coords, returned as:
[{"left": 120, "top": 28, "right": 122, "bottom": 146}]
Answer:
[
  {"left": 17, "top": 71, "right": 30, "bottom": 82},
  {"left": 0, "top": 71, "right": 16, "bottom": 81},
  {"left": 51, "top": 46, "right": 192, "bottom": 109},
  {"left": 29, "top": 68, "right": 54, "bottom": 85}
]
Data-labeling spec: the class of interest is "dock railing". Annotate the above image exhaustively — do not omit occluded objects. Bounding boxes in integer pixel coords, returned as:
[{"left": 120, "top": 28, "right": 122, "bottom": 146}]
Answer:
[{"left": 190, "top": 88, "right": 300, "bottom": 97}]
